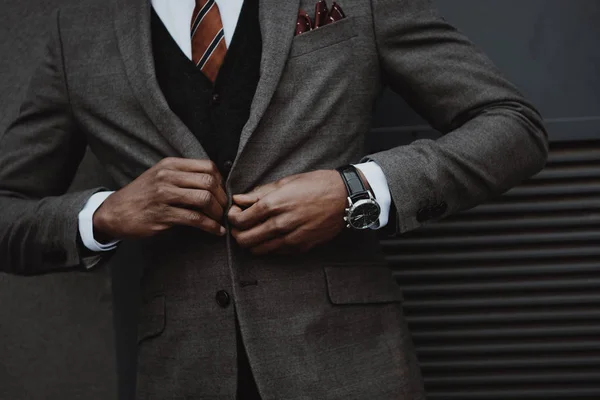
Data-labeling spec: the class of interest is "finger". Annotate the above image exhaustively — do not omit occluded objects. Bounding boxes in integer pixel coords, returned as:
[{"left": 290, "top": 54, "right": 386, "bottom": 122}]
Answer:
[
  {"left": 228, "top": 198, "right": 273, "bottom": 230},
  {"left": 231, "top": 216, "right": 295, "bottom": 248},
  {"left": 158, "top": 157, "right": 224, "bottom": 184},
  {"left": 234, "top": 175, "right": 302, "bottom": 206},
  {"left": 228, "top": 204, "right": 244, "bottom": 221},
  {"left": 233, "top": 183, "right": 278, "bottom": 207},
  {"left": 158, "top": 170, "right": 228, "bottom": 208},
  {"left": 213, "top": 185, "right": 228, "bottom": 209},
  {"left": 164, "top": 206, "right": 226, "bottom": 236},
  {"left": 233, "top": 175, "right": 300, "bottom": 207},
  {"left": 166, "top": 187, "right": 224, "bottom": 221},
  {"left": 233, "top": 193, "right": 259, "bottom": 208}
]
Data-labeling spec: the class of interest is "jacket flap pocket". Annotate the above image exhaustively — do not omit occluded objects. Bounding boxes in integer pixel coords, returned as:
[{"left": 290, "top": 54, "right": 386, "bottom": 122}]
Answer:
[
  {"left": 290, "top": 16, "right": 357, "bottom": 58},
  {"left": 138, "top": 293, "right": 166, "bottom": 344},
  {"left": 324, "top": 263, "right": 404, "bottom": 305}
]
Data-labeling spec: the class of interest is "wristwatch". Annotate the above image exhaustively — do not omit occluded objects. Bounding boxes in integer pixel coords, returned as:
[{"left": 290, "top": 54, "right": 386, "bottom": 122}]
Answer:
[{"left": 336, "top": 165, "right": 381, "bottom": 230}]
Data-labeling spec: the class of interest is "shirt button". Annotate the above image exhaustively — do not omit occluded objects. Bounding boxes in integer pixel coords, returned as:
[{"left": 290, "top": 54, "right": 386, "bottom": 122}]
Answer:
[
  {"left": 211, "top": 93, "right": 220, "bottom": 105},
  {"left": 215, "top": 290, "right": 231, "bottom": 308},
  {"left": 223, "top": 160, "right": 233, "bottom": 173}
]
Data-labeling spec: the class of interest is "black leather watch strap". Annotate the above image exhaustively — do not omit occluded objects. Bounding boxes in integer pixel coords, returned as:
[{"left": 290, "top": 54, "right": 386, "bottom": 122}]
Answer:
[{"left": 336, "top": 165, "right": 367, "bottom": 197}]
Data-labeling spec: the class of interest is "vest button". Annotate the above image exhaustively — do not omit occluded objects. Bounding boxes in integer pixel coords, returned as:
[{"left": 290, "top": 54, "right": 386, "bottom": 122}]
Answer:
[
  {"left": 215, "top": 290, "right": 231, "bottom": 308},
  {"left": 211, "top": 93, "right": 220, "bottom": 105},
  {"left": 223, "top": 160, "right": 233, "bottom": 173}
]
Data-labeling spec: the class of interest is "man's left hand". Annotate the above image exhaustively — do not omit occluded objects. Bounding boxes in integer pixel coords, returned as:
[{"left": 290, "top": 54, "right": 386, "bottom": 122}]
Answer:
[{"left": 228, "top": 170, "right": 348, "bottom": 255}]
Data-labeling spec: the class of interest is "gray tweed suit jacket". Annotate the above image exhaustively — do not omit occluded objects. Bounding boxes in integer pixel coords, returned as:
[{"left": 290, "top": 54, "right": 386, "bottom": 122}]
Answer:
[{"left": 0, "top": 0, "right": 548, "bottom": 398}]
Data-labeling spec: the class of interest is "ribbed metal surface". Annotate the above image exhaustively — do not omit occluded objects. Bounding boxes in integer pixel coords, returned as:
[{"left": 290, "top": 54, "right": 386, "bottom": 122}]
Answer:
[{"left": 382, "top": 140, "right": 600, "bottom": 399}]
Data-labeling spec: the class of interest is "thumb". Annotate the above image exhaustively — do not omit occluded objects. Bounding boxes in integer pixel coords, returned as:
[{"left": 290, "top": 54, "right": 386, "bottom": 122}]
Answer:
[{"left": 232, "top": 192, "right": 259, "bottom": 207}]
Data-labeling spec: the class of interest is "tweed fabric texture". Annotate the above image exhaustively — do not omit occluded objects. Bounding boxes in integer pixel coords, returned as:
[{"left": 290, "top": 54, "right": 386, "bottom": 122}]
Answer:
[{"left": 0, "top": 0, "right": 547, "bottom": 398}]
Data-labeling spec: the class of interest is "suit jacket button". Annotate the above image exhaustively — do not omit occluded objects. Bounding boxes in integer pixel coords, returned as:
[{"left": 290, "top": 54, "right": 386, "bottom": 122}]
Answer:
[
  {"left": 430, "top": 202, "right": 447, "bottom": 219},
  {"left": 223, "top": 160, "right": 233, "bottom": 174},
  {"left": 216, "top": 290, "right": 231, "bottom": 308},
  {"left": 437, "top": 201, "right": 448, "bottom": 216},
  {"left": 416, "top": 207, "right": 431, "bottom": 223}
]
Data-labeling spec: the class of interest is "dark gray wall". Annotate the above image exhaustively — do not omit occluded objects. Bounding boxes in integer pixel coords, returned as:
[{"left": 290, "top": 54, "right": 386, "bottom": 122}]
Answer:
[
  {"left": 0, "top": 0, "right": 598, "bottom": 399},
  {"left": 372, "top": 0, "right": 600, "bottom": 147}
]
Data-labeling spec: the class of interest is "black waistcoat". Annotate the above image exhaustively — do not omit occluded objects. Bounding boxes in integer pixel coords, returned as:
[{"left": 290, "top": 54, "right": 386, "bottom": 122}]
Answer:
[{"left": 151, "top": 0, "right": 262, "bottom": 176}]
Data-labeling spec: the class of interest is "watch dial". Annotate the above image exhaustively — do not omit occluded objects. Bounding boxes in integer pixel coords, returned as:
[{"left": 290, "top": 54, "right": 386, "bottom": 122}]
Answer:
[{"left": 350, "top": 202, "right": 380, "bottom": 229}]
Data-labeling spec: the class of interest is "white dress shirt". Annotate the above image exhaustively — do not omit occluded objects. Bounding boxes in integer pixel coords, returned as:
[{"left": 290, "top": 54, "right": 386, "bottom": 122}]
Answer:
[{"left": 77, "top": 0, "right": 392, "bottom": 252}]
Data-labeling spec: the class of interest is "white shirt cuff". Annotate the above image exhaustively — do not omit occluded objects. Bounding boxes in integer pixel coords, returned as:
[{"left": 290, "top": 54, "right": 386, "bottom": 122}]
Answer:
[
  {"left": 78, "top": 191, "right": 120, "bottom": 252},
  {"left": 353, "top": 162, "right": 392, "bottom": 229}
]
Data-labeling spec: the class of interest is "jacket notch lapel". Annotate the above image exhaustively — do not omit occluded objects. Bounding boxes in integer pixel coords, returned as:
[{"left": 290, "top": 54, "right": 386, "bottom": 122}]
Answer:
[
  {"left": 233, "top": 0, "right": 302, "bottom": 162},
  {"left": 112, "top": 0, "right": 209, "bottom": 161}
]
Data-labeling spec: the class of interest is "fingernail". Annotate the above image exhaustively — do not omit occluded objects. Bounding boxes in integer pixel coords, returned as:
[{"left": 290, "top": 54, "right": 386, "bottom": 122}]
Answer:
[{"left": 219, "top": 226, "right": 227, "bottom": 236}]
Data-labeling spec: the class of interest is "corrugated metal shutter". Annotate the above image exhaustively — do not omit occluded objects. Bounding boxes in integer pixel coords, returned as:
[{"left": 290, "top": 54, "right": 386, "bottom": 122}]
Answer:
[{"left": 382, "top": 140, "right": 600, "bottom": 399}]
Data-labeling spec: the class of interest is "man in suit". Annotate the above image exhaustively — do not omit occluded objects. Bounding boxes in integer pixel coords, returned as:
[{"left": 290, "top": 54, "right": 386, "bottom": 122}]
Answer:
[{"left": 0, "top": 0, "right": 547, "bottom": 398}]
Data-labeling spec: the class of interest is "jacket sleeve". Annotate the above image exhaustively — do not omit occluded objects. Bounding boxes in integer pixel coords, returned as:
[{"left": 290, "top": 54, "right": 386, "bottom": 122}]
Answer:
[
  {"left": 364, "top": 0, "right": 548, "bottom": 235},
  {"left": 0, "top": 10, "right": 109, "bottom": 275}
]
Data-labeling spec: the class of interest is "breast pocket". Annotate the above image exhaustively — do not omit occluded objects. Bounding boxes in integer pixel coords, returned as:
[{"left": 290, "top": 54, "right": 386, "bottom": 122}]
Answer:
[{"left": 289, "top": 16, "right": 357, "bottom": 59}]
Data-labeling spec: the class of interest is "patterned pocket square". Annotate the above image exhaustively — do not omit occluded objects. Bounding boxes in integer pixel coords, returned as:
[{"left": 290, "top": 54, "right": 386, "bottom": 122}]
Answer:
[
  {"left": 328, "top": 1, "right": 346, "bottom": 23},
  {"left": 295, "top": 0, "right": 347, "bottom": 36}
]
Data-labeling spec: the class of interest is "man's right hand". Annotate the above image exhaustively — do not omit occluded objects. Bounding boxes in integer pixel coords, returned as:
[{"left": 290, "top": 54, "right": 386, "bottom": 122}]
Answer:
[{"left": 93, "top": 158, "right": 228, "bottom": 242}]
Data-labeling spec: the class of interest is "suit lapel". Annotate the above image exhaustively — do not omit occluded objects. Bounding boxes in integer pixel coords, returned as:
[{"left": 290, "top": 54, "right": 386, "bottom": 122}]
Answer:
[
  {"left": 234, "top": 0, "right": 301, "bottom": 161},
  {"left": 112, "top": 0, "right": 299, "bottom": 163},
  {"left": 112, "top": 0, "right": 209, "bottom": 160}
]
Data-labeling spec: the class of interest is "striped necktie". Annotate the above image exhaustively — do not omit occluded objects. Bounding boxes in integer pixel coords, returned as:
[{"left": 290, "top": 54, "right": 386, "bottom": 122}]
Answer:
[{"left": 191, "top": 0, "right": 227, "bottom": 82}]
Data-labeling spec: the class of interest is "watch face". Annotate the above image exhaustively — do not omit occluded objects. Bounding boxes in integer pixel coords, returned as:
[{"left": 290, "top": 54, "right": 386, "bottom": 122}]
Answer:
[{"left": 349, "top": 201, "right": 380, "bottom": 229}]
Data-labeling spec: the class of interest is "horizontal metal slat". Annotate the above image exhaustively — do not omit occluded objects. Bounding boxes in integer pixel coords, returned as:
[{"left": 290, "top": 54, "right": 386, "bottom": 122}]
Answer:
[
  {"left": 417, "top": 341, "right": 600, "bottom": 356},
  {"left": 425, "top": 371, "right": 600, "bottom": 386},
  {"left": 415, "top": 213, "right": 600, "bottom": 232},
  {"left": 420, "top": 356, "right": 600, "bottom": 371},
  {"left": 506, "top": 181, "right": 600, "bottom": 196},
  {"left": 546, "top": 145, "right": 600, "bottom": 163},
  {"left": 461, "top": 197, "right": 600, "bottom": 214},
  {"left": 414, "top": 325, "right": 600, "bottom": 340},
  {"left": 389, "top": 245, "right": 600, "bottom": 263},
  {"left": 383, "top": 230, "right": 600, "bottom": 248},
  {"left": 401, "top": 277, "right": 600, "bottom": 294},
  {"left": 427, "top": 387, "right": 600, "bottom": 400},
  {"left": 403, "top": 294, "right": 600, "bottom": 310},
  {"left": 533, "top": 165, "right": 600, "bottom": 180},
  {"left": 407, "top": 309, "right": 600, "bottom": 325},
  {"left": 393, "top": 262, "right": 600, "bottom": 279}
]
